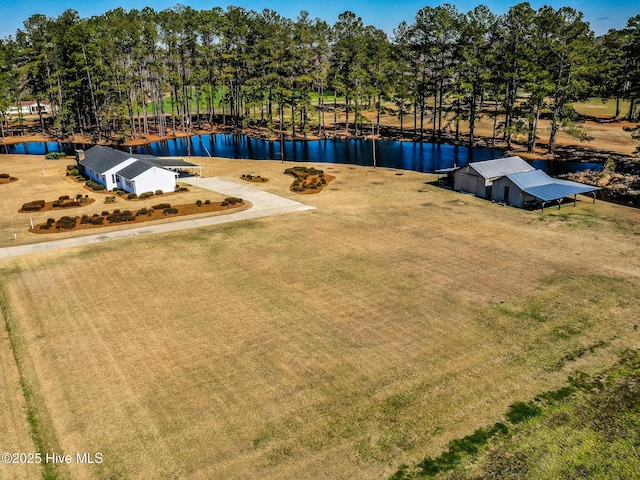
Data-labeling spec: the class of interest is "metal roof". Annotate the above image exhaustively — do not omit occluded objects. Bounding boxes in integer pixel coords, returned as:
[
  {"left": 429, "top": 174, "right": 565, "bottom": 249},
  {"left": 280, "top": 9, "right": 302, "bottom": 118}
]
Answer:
[
  {"left": 505, "top": 170, "right": 598, "bottom": 202},
  {"left": 151, "top": 158, "right": 200, "bottom": 168},
  {"left": 467, "top": 156, "right": 535, "bottom": 179},
  {"left": 116, "top": 161, "right": 155, "bottom": 180}
]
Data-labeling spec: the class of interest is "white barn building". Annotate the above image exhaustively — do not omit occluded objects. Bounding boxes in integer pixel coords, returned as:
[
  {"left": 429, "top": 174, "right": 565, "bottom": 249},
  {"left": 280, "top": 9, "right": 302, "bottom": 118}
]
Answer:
[{"left": 452, "top": 156, "right": 535, "bottom": 199}]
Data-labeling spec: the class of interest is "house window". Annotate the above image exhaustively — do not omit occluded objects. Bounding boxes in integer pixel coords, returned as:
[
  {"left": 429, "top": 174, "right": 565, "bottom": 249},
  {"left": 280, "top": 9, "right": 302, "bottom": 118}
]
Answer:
[
  {"left": 112, "top": 174, "right": 116, "bottom": 183},
  {"left": 115, "top": 174, "right": 121, "bottom": 182}
]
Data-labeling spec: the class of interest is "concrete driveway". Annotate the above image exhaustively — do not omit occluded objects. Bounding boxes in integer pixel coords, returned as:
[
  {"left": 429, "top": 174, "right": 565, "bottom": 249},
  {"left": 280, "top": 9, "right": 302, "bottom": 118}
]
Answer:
[{"left": 0, "top": 177, "right": 314, "bottom": 260}]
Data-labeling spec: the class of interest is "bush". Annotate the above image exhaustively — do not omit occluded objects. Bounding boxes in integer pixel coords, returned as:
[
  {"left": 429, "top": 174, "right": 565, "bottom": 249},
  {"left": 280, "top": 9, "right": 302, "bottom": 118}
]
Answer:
[
  {"left": 155, "top": 190, "right": 163, "bottom": 195},
  {"left": 178, "top": 187, "right": 188, "bottom": 192},
  {"left": 101, "top": 211, "right": 109, "bottom": 216},
  {"left": 105, "top": 196, "right": 116, "bottom": 203},
  {"left": 220, "top": 201, "right": 228, "bottom": 206},
  {"left": 0, "top": 173, "right": 10, "bottom": 178},
  {"left": 52, "top": 201, "right": 61, "bottom": 208},
  {"left": 136, "top": 208, "right": 149, "bottom": 216},
  {"left": 224, "top": 197, "right": 242, "bottom": 205},
  {"left": 153, "top": 203, "right": 171, "bottom": 210},
  {"left": 68, "top": 169, "right": 79, "bottom": 176},
  {"left": 21, "top": 200, "right": 45, "bottom": 212},
  {"left": 39, "top": 224, "right": 50, "bottom": 230},
  {"left": 58, "top": 195, "right": 70, "bottom": 201},
  {"left": 138, "top": 192, "right": 153, "bottom": 200},
  {"left": 204, "top": 200, "right": 211, "bottom": 205},
  {"left": 195, "top": 200, "right": 202, "bottom": 206},
  {"left": 55, "top": 216, "right": 77, "bottom": 229},
  {"left": 79, "top": 197, "right": 88, "bottom": 203},
  {"left": 162, "top": 208, "right": 178, "bottom": 215},
  {"left": 46, "top": 218, "right": 55, "bottom": 225},
  {"left": 66, "top": 165, "right": 76, "bottom": 171},
  {"left": 75, "top": 175, "right": 86, "bottom": 181},
  {"left": 127, "top": 193, "right": 137, "bottom": 200},
  {"left": 45, "top": 152, "right": 66, "bottom": 160}
]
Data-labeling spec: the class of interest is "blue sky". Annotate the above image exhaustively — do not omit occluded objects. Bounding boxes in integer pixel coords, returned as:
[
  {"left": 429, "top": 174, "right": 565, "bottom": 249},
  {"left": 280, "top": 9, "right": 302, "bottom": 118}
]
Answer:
[{"left": 0, "top": 0, "right": 637, "bottom": 38}]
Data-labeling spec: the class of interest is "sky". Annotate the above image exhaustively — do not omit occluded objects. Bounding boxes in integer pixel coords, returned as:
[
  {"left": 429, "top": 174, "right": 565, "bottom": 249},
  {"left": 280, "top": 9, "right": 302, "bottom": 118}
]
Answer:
[{"left": 0, "top": 0, "right": 637, "bottom": 39}]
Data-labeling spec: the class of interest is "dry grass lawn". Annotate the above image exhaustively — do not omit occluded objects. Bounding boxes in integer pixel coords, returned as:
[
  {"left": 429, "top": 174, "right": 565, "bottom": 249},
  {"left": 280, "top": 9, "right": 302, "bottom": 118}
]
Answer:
[{"left": 0, "top": 156, "right": 639, "bottom": 479}]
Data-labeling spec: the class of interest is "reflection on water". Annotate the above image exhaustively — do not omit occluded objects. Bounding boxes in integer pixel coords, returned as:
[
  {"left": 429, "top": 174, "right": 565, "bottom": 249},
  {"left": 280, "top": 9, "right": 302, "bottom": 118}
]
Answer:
[{"left": 1, "top": 134, "right": 603, "bottom": 175}]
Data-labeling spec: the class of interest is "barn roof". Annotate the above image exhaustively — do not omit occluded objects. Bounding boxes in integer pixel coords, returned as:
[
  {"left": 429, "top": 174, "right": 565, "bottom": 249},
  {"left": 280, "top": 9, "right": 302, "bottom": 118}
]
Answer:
[
  {"left": 505, "top": 170, "right": 598, "bottom": 202},
  {"left": 467, "top": 156, "right": 534, "bottom": 179}
]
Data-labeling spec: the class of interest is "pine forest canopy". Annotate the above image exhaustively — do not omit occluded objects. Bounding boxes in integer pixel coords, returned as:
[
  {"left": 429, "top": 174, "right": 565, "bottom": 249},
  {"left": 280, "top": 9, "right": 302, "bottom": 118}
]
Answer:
[{"left": 0, "top": 3, "right": 639, "bottom": 154}]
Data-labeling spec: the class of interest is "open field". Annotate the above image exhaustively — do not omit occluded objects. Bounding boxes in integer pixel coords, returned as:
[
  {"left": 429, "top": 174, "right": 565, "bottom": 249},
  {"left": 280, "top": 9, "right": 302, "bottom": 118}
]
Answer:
[{"left": 0, "top": 156, "right": 639, "bottom": 479}]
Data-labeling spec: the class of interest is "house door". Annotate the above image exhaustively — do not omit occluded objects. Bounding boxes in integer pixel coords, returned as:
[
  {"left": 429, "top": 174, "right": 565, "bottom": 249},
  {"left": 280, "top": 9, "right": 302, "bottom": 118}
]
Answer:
[{"left": 503, "top": 186, "right": 510, "bottom": 203}]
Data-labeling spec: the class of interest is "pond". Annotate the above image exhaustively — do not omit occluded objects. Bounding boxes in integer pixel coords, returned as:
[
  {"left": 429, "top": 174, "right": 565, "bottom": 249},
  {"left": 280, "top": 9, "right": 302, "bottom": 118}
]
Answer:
[{"left": 1, "top": 134, "right": 603, "bottom": 175}]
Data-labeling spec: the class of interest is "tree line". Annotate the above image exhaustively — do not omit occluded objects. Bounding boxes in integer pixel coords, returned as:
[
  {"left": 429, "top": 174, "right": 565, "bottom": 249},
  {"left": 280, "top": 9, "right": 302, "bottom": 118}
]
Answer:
[{"left": 0, "top": 2, "right": 639, "bottom": 153}]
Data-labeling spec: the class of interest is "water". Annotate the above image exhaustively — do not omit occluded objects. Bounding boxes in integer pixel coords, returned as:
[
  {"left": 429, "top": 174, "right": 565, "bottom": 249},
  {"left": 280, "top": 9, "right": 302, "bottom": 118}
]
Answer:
[{"left": 0, "top": 134, "right": 603, "bottom": 175}]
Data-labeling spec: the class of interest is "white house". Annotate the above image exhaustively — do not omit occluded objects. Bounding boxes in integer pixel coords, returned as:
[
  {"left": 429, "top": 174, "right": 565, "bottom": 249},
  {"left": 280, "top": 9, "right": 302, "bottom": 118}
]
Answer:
[
  {"left": 78, "top": 145, "right": 199, "bottom": 195},
  {"left": 5, "top": 100, "right": 52, "bottom": 116}
]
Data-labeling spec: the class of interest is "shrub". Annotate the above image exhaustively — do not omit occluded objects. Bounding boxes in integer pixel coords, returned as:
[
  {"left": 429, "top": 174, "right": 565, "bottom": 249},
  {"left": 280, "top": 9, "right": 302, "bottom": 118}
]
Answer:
[
  {"left": 39, "top": 224, "right": 50, "bottom": 230},
  {"left": 66, "top": 165, "right": 76, "bottom": 171},
  {"left": 162, "top": 208, "right": 178, "bottom": 215},
  {"left": 138, "top": 192, "right": 153, "bottom": 200},
  {"left": 136, "top": 208, "right": 149, "bottom": 216},
  {"left": 152, "top": 203, "right": 171, "bottom": 210},
  {"left": 75, "top": 176, "right": 86, "bottom": 181},
  {"left": 68, "top": 169, "right": 79, "bottom": 176},
  {"left": 46, "top": 218, "right": 55, "bottom": 225},
  {"left": 52, "top": 201, "right": 61, "bottom": 208},
  {"left": 195, "top": 200, "right": 202, "bottom": 206},
  {"left": 101, "top": 211, "right": 109, "bottom": 216},
  {"left": 204, "top": 200, "right": 211, "bottom": 205},
  {"left": 127, "top": 193, "right": 137, "bottom": 200},
  {"left": 21, "top": 200, "right": 45, "bottom": 212},
  {"left": 220, "top": 201, "right": 228, "bottom": 206},
  {"left": 79, "top": 197, "right": 88, "bottom": 203},
  {"left": 155, "top": 189, "right": 163, "bottom": 195},
  {"left": 45, "top": 152, "right": 66, "bottom": 160},
  {"left": 224, "top": 197, "right": 242, "bottom": 205},
  {"left": 113, "top": 209, "right": 121, "bottom": 214},
  {"left": 93, "top": 184, "right": 105, "bottom": 191},
  {"left": 104, "top": 196, "right": 115, "bottom": 203},
  {"left": 0, "top": 173, "right": 10, "bottom": 178},
  {"left": 178, "top": 187, "right": 188, "bottom": 192},
  {"left": 56, "top": 216, "right": 77, "bottom": 229},
  {"left": 58, "top": 195, "right": 70, "bottom": 201}
]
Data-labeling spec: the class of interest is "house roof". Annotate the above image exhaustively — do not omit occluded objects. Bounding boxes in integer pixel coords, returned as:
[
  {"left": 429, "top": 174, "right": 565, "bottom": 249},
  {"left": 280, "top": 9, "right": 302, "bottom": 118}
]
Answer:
[
  {"left": 116, "top": 161, "right": 155, "bottom": 180},
  {"left": 79, "top": 145, "right": 133, "bottom": 174},
  {"left": 151, "top": 158, "right": 200, "bottom": 168},
  {"left": 467, "top": 156, "right": 535, "bottom": 179},
  {"left": 505, "top": 170, "right": 599, "bottom": 202}
]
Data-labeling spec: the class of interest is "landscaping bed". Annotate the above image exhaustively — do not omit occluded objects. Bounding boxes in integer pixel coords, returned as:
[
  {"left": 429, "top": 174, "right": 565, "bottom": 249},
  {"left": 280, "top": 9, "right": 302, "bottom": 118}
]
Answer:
[
  {"left": 284, "top": 166, "right": 334, "bottom": 193},
  {"left": 20, "top": 195, "right": 95, "bottom": 213},
  {"left": 0, "top": 173, "right": 18, "bottom": 184},
  {"left": 29, "top": 197, "right": 246, "bottom": 233},
  {"left": 240, "top": 174, "right": 268, "bottom": 183}
]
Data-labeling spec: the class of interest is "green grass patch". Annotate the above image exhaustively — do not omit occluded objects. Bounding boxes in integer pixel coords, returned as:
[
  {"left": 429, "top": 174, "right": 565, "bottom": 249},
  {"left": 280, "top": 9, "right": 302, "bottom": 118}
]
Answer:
[{"left": 389, "top": 349, "right": 640, "bottom": 479}]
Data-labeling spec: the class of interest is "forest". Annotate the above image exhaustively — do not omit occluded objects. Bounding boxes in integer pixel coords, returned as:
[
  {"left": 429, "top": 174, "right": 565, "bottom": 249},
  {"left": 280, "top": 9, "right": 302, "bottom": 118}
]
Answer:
[{"left": 0, "top": 2, "right": 639, "bottom": 153}]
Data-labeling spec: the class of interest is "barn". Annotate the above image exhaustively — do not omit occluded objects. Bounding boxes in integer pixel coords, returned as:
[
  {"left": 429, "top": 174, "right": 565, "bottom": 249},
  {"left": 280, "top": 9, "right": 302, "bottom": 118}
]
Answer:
[
  {"left": 452, "top": 156, "right": 534, "bottom": 198},
  {"left": 491, "top": 170, "right": 599, "bottom": 209}
]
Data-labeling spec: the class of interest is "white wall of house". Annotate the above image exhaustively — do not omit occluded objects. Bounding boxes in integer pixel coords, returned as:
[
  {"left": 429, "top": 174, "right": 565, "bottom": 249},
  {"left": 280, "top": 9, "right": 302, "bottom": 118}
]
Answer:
[
  {"left": 123, "top": 167, "right": 177, "bottom": 195},
  {"left": 100, "top": 158, "right": 138, "bottom": 191}
]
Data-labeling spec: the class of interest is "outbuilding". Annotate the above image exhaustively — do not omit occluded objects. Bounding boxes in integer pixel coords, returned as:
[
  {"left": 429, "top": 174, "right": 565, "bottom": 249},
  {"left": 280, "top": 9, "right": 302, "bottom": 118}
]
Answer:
[
  {"left": 491, "top": 170, "right": 599, "bottom": 209},
  {"left": 453, "top": 156, "right": 534, "bottom": 198}
]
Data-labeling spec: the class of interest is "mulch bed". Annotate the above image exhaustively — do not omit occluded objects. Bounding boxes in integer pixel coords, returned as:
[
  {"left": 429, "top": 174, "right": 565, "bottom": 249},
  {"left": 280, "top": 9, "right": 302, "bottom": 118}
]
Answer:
[
  {"left": 29, "top": 200, "right": 248, "bottom": 234},
  {"left": 0, "top": 175, "right": 18, "bottom": 184},
  {"left": 240, "top": 174, "right": 268, "bottom": 183},
  {"left": 19, "top": 197, "right": 95, "bottom": 213}
]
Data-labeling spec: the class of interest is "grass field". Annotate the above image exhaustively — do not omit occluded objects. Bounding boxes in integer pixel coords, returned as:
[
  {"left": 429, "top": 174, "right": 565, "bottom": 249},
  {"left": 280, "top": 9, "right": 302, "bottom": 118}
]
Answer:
[{"left": 0, "top": 156, "right": 639, "bottom": 479}]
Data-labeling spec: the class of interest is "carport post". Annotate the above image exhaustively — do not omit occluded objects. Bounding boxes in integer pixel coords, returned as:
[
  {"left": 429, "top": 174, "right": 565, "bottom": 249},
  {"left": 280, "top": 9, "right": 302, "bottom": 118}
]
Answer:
[
  {"left": 557, "top": 199, "right": 562, "bottom": 210},
  {"left": 574, "top": 194, "right": 577, "bottom": 207},
  {"left": 541, "top": 201, "right": 546, "bottom": 213},
  {"left": 592, "top": 192, "right": 596, "bottom": 204}
]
